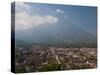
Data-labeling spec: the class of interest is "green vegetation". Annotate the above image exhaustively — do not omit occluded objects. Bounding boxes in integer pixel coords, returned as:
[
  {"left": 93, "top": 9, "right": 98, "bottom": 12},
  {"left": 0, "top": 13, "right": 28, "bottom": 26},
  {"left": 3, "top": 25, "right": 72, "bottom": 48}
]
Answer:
[
  {"left": 36, "top": 64, "right": 63, "bottom": 71},
  {"left": 17, "top": 42, "right": 97, "bottom": 49}
]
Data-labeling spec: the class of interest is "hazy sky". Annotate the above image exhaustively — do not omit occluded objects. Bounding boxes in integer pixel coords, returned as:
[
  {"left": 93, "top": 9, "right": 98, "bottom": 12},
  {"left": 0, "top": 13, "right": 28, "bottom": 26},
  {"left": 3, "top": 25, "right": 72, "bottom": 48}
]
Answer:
[{"left": 14, "top": 2, "right": 97, "bottom": 34}]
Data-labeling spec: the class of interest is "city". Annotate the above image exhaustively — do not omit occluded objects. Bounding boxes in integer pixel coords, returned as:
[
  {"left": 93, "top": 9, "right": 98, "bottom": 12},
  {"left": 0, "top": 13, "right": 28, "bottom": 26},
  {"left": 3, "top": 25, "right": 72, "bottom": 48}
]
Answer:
[{"left": 15, "top": 46, "right": 97, "bottom": 73}]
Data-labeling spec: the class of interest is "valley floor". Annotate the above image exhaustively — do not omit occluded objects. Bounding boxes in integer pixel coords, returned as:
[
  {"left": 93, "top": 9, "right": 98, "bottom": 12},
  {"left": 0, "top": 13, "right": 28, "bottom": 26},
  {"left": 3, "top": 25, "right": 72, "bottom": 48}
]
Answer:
[{"left": 15, "top": 47, "right": 97, "bottom": 73}]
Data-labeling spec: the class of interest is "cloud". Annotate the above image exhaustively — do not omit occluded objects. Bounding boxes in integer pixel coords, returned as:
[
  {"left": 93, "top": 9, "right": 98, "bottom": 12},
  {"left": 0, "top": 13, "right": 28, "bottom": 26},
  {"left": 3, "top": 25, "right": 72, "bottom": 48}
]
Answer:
[
  {"left": 56, "top": 9, "right": 64, "bottom": 14},
  {"left": 15, "top": 12, "right": 59, "bottom": 30},
  {"left": 15, "top": 2, "right": 31, "bottom": 13},
  {"left": 15, "top": 2, "right": 59, "bottom": 30}
]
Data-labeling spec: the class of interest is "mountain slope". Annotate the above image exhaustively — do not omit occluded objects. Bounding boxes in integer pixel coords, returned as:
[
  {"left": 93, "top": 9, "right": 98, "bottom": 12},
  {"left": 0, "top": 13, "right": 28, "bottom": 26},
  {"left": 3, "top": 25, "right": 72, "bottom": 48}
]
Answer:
[{"left": 15, "top": 18, "right": 97, "bottom": 45}]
